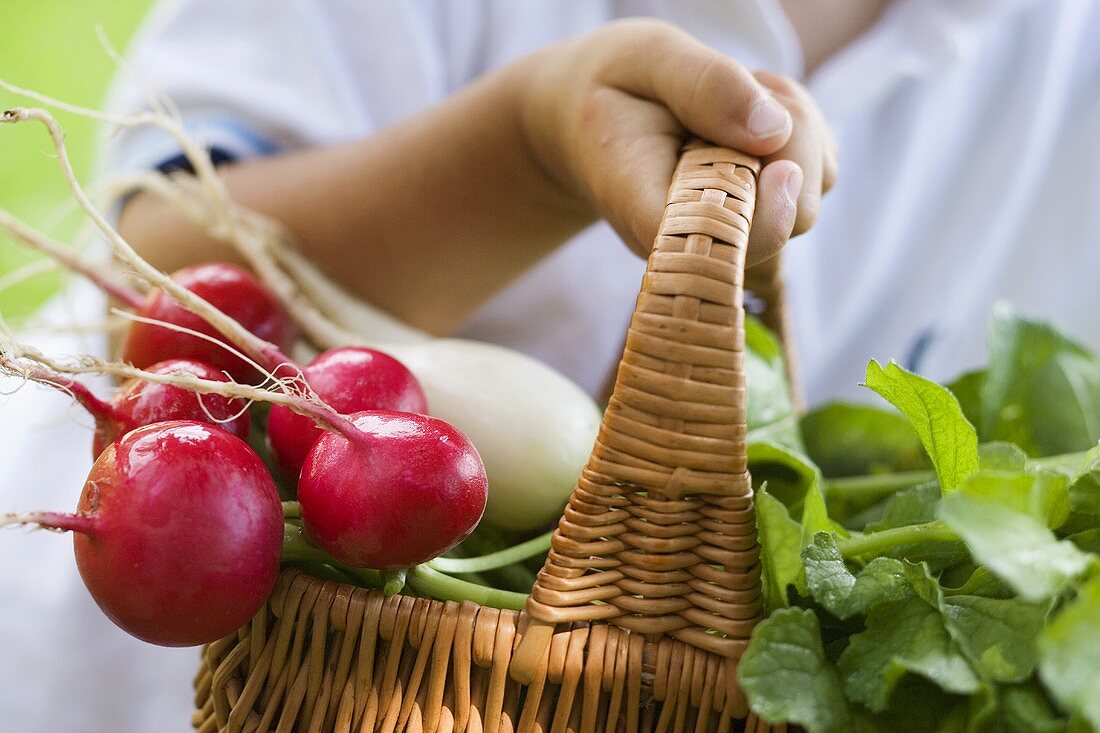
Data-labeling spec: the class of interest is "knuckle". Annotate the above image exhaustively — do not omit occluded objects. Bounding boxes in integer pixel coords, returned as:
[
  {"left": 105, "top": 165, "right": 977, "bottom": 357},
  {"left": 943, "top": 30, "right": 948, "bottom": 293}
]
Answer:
[
  {"left": 755, "top": 70, "right": 804, "bottom": 97},
  {"left": 793, "top": 197, "right": 820, "bottom": 235},
  {"left": 605, "top": 17, "right": 683, "bottom": 48},
  {"left": 578, "top": 85, "right": 615, "bottom": 128},
  {"left": 686, "top": 54, "right": 755, "bottom": 122}
]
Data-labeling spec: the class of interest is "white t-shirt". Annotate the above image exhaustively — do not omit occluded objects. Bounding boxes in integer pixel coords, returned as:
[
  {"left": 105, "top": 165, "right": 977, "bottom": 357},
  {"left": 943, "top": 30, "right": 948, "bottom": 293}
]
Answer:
[{"left": 1, "top": 0, "right": 1097, "bottom": 730}]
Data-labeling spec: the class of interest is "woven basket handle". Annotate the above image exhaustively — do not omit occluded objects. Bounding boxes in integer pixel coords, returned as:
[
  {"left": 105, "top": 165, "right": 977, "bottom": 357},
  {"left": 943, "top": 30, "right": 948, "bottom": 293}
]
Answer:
[{"left": 512, "top": 142, "right": 765, "bottom": 682}]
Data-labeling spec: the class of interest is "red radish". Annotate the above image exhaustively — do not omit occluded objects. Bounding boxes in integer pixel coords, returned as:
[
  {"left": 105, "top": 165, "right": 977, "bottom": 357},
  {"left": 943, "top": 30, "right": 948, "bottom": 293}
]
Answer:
[
  {"left": 121, "top": 262, "right": 296, "bottom": 382},
  {"left": 297, "top": 410, "right": 487, "bottom": 569},
  {"left": 265, "top": 347, "right": 427, "bottom": 478},
  {"left": 94, "top": 359, "right": 250, "bottom": 455},
  {"left": 3, "top": 356, "right": 250, "bottom": 457},
  {"left": 0, "top": 421, "right": 282, "bottom": 646}
]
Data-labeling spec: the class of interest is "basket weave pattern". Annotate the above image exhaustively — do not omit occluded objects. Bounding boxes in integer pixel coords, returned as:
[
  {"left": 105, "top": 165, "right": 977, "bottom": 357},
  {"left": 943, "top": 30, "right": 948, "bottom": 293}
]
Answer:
[
  {"left": 522, "top": 145, "right": 763, "bottom": 658},
  {"left": 194, "top": 144, "right": 780, "bottom": 732}
]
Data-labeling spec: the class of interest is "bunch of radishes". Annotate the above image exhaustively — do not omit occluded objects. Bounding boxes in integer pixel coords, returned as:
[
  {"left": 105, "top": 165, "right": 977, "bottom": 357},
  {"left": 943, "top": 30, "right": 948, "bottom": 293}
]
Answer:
[
  {"left": 2, "top": 259, "right": 489, "bottom": 647},
  {"left": 0, "top": 101, "right": 590, "bottom": 649}
]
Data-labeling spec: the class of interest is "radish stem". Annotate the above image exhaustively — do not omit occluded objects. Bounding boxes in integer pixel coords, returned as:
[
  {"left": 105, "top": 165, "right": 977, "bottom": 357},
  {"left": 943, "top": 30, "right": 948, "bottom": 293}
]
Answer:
[
  {"left": 823, "top": 447, "right": 1093, "bottom": 515},
  {"left": 382, "top": 569, "right": 408, "bottom": 596},
  {"left": 0, "top": 355, "right": 118, "bottom": 422},
  {"left": 0, "top": 108, "right": 289, "bottom": 369},
  {"left": 427, "top": 529, "right": 552, "bottom": 574},
  {"left": 0, "top": 212, "right": 145, "bottom": 308},
  {"left": 838, "top": 520, "right": 959, "bottom": 559},
  {"left": 0, "top": 510, "right": 97, "bottom": 535},
  {"left": 407, "top": 565, "right": 528, "bottom": 611},
  {"left": 6, "top": 339, "right": 356, "bottom": 441},
  {"left": 281, "top": 523, "right": 532, "bottom": 608}
]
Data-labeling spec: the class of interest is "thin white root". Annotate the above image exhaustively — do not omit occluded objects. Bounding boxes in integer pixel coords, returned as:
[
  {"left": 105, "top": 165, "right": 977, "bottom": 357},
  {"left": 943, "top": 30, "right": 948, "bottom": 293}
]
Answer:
[
  {"left": 103, "top": 171, "right": 366, "bottom": 350},
  {"left": 0, "top": 107, "right": 285, "bottom": 370},
  {"left": 2, "top": 344, "right": 343, "bottom": 429},
  {"left": 0, "top": 259, "right": 59, "bottom": 297},
  {"left": 4, "top": 73, "right": 423, "bottom": 351},
  {"left": 111, "top": 308, "right": 289, "bottom": 386},
  {"left": 268, "top": 244, "right": 430, "bottom": 345},
  {"left": 0, "top": 210, "right": 144, "bottom": 308}
]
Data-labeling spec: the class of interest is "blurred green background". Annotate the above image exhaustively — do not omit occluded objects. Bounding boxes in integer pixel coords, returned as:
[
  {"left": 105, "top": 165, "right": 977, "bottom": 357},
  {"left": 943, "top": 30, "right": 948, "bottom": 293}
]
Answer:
[{"left": 0, "top": 0, "right": 153, "bottom": 318}]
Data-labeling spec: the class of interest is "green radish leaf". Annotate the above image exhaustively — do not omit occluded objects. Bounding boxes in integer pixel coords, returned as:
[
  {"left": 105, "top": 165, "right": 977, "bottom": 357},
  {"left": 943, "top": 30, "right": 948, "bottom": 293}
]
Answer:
[
  {"left": 857, "top": 678, "right": 970, "bottom": 733},
  {"left": 745, "top": 315, "right": 802, "bottom": 452},
  {"left": 981, "top": 304, "right": 1100, "bottom": 457},
  {"left": 948, "top": 368, "right": 986, "bottom": 436},
  {"left": 748, "top": 441, "right": 835, "bottom": 544},
  {"left": 960, "top": 469, "right": 1069, "bottom": 530},
  {"left": 739, "top": 608, "right": 855, "bottom": 733},
  {"left": 802, "top": 534, "right": 909, "bottom": 620},
  {"left": 969, "top": 682, "right": 1068, "bottom": 733},
  {"left": 1061, "top": 444, "right": 1100, "bottom": 535},
  {"left": 1038, "top": 576, "right": 1100, "bottom": 729},
  {"left": 939, "top": 492, "right": 1093, "bottom": 601},
  {"left": 755, "top": 486, "right": 803, "bottom": 612},
  {"left": 860, "top": 485, "right": 969, "bottom": 571},
  {"left": 837, "top": 598, "right": 980, "bottom": 711},
  {"left": 800, "top": 402, "right": 929, "bottom": 478},
  {"left": 844, "top": 680, "right": 968, "bottom": 733},
  {"left": 1066, "top": 528, "right": 1100, "bottom": 554},
  {"left": 979, "top": 442, "right": 1029, "bottom": 471},
  {"left": 899, "top": 559, "right": 946, "bottom": 608},
  {"left": 942, "top": 595, "right": 1047, "bottom": 683},
  {"left": 942, "top": 567, "right": 1014, "bottom": 599},
  {"left": 745, "top": 312, "right": 785, "bottom": 364},
  {"left": 864, "top": 360, "right": 978, "bottom": 493},
  {"left": 866, "top": 482, "right": 941, "bottom": 532}
]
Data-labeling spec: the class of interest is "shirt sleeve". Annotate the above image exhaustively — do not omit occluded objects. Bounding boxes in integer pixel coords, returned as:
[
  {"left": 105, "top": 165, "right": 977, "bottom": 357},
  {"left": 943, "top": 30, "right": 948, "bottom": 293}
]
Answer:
[{"left": 98, "top": 0, "right": 456, "bottom": 176}]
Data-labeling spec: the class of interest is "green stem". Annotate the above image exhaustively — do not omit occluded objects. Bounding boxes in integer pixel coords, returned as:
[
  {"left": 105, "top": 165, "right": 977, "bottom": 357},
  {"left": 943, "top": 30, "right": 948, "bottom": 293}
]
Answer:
[
  {"left": 282, "top": 501, "right": 301, "bottom": 520},
  {"left": 428, "top": 529, "right": 553, "bottom": 574},
  {"left": 281, "top": 523, "right": 386, "bottom": 587},
  {"left": 281, "top": 523, "right": 327, "bottom": 564},
  {"left": 825, "top": 469, "right": 935, "bottom": 503},
  {"left": 382, "top": 569, "right": 408, "bottom": 596},
  {"left": 838, "top": 520, "right": 959, "bottom": 559},
  {"left": 1033, "top": 451, "right": 1093, "bottom": 472},
  {"left": 824, "top": 448, "right": 1092, "bottom": 509},
  {"left": 407, "top": 565, "right": 528, "bottom": 611}
]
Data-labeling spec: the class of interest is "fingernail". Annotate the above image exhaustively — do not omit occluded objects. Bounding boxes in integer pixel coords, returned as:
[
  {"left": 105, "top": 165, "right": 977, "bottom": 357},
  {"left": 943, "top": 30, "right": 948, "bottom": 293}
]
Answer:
[
  {"left": 748, "top": 97, "right": 790, "bottom": 138},
  {"left": 783, "top": 167, "right": 803, "bottom": 205}
]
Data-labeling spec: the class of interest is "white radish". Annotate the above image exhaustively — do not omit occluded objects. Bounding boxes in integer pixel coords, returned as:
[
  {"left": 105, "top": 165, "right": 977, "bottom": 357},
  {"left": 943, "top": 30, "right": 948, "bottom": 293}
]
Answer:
[
  {"left": 270, "top": 250, "right": 602, "bottom": 529},
  {"left": 108, "top": 161, "right": 602, "bottom": 532}
]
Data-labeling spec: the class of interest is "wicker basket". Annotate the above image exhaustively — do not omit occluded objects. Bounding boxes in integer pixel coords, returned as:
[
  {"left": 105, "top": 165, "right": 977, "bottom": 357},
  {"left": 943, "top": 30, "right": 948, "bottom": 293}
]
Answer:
[{"left": 193, "top": 142, "right": 788, "bottom": 733}]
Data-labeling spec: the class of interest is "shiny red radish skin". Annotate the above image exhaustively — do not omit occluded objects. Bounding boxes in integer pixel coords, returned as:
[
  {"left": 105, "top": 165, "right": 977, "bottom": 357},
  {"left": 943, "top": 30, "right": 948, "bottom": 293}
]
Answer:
[
  {"left": 120, "top": 263, "right": 297, "bottom": 382},
  {"left": 298, "top": 410, "right": 487, "bottom": 570},
  {"left": 266, "top": 347, "right": 427, "bottom": 478},
  {"left": 19, "top": 421, "right": 284, "bottom": 647},
  {"left": 91, "top": 359, "right": 250, "bottom": 456}
]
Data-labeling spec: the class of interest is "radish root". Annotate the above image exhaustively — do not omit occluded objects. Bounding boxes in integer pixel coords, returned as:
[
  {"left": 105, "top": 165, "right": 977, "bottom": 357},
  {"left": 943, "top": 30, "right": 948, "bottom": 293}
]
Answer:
[
  {"left": 0, "top": 340, "right": 355, "bottom": 440},
  {"left": 104, "top": 171, "right": 369, "bottom": 349},
  {"left": 0, "top": 74, "right": 368, "bottom": 349},
  {"left": 0, "top": 511, "right": 97, "bottom": 534},
  {"left": 1, "top": 107, "right": 288, "bottom": 372},
  {"left": 2, "top": 75, "right": 424, "bottom": 348},
  {"left": 0, "top": 210, "right": 145, "bottom": 308}
]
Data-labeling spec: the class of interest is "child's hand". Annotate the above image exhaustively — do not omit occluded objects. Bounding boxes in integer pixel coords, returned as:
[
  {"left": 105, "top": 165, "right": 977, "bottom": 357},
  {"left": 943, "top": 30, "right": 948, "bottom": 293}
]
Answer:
[
  {"left": 116, "top": 18, "right": 834, "bottom": 334},
  {"left": 520, "top": 19, "right": 837, "bottom": 264}
]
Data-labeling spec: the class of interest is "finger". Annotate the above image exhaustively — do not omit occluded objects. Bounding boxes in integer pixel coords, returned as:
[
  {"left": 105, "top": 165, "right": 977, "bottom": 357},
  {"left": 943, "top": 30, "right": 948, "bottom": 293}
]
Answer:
[
  {"left": 747, "top": 159, "right": 801, "bottom": 267},
  {"left": 822, "top": 145, "right": 839, "bottom": 193},
  {"left": 574, "top": 87, "right": 684, "bottom": 255},
  {"left": 765, "top": 116, "right": 823, "bottom": 236},
  {"left": 753, "top": 73, "right": 830, "bottom": 234},
  {"left": 595, "top": 20, "right": 793, "bottom": 157},
  {"left": 757, "top": 71, "right": 839, "bottom": 164}
]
